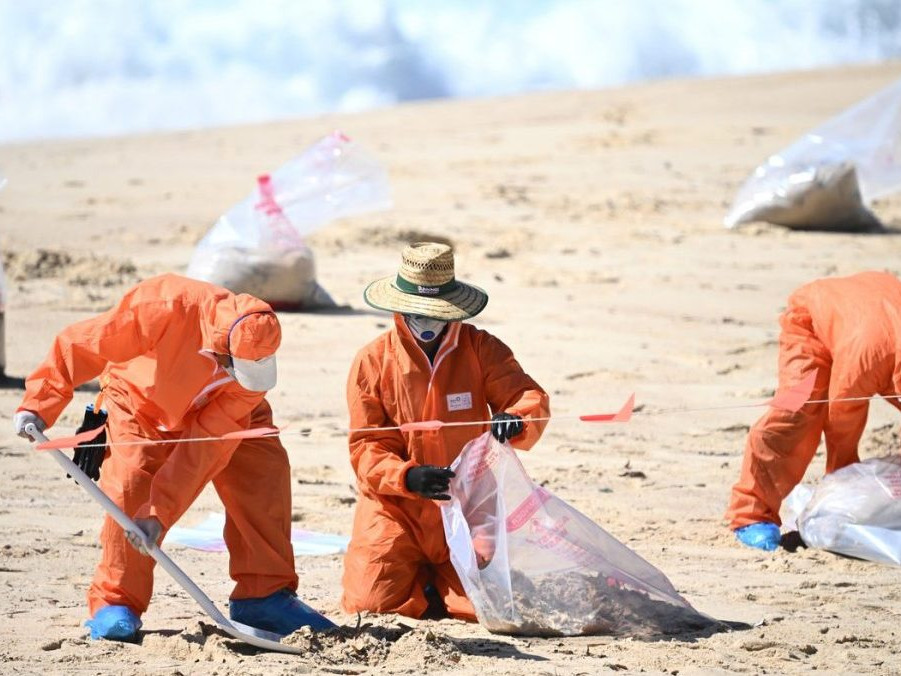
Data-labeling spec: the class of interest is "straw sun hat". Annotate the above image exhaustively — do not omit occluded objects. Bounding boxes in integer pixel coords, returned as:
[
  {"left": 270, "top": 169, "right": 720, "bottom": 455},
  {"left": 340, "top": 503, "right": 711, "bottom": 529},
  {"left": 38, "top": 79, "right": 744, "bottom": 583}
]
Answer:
[{"left": 364, "top": 242, "right": 489, "bottom": 321}]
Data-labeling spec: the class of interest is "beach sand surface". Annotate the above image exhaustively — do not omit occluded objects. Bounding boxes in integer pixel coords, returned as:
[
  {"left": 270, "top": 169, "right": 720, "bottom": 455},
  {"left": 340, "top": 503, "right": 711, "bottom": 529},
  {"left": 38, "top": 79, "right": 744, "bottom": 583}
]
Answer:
[{"left": 2, "top": 63, "right": 901, "bottom": 674}]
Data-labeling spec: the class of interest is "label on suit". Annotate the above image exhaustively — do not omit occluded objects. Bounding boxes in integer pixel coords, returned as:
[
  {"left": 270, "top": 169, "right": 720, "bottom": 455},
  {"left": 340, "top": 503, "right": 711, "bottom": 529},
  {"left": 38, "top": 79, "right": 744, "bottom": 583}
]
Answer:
[{"left": 447, "top": 392, "right": 473, "bottom": 412}]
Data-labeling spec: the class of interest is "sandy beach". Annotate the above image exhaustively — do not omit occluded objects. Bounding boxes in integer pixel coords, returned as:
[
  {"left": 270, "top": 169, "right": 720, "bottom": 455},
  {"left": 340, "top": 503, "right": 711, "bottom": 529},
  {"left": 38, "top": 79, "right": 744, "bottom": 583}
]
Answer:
[{"left": 2, "top": 62, "right": 901, "bottom": 674}]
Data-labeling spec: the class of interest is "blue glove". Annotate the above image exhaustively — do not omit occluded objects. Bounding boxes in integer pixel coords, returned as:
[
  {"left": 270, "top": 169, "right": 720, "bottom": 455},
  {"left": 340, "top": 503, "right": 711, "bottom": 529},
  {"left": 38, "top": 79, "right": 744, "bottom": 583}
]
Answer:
[{"left": 734, "top": 522, "right": 781, "bottom": 551}]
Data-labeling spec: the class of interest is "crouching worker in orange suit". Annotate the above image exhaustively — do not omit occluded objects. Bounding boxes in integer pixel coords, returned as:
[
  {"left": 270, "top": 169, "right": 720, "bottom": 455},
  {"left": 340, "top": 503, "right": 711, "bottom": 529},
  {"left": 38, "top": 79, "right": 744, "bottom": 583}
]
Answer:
[
  {"left": 13, "top": 274, "right": 335, "bottom": 641},
  {"left": 341, "top": 242, "right": 550, "bottom": 620},
  {"left": 726, "top": 270, "right": 901, "bottom": 551}
]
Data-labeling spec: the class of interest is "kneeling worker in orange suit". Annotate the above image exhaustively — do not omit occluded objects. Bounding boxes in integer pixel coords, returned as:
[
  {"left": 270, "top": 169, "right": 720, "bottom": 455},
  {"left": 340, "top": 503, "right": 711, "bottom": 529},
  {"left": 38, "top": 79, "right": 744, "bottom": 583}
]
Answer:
[
  {"left": 726, "top": 270, "right": 901, "bottom": 551},
  {"left": 341, "top": 242, "right": 550, "bottom": 619},
  {"left": 14, "top": 274, "right": 334, "bottom": 641}
]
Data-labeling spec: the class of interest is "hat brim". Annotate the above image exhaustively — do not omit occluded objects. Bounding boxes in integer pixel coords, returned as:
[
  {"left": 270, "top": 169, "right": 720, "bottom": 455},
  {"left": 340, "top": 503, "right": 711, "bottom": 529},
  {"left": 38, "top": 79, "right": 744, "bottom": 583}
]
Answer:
[
  {"left": 363, "top": 277, "right": 488, "bottom": 320},
  {"left": 232, "top": 354, "right": 277, "bottom": 392}
]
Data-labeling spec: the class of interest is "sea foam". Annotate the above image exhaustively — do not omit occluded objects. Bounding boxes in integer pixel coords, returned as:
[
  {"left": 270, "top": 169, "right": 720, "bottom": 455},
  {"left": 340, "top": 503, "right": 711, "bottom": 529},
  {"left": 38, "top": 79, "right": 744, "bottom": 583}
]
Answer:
[{"left": 0, "top": 0, "right": 898, "bottom": 142}]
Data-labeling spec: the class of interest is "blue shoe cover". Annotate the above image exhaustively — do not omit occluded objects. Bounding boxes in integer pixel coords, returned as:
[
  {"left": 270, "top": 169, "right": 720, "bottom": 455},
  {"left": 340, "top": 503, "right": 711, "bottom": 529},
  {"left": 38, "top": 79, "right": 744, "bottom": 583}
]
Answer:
[
  {"left": 230, "top": 589, "right": 337, "bottom": 636},
  {"left": 735, "top": 522, "right": 781, "bottom": 551},
  {"left": 85, "top": 605, "right": 142, "bottom": 641}
]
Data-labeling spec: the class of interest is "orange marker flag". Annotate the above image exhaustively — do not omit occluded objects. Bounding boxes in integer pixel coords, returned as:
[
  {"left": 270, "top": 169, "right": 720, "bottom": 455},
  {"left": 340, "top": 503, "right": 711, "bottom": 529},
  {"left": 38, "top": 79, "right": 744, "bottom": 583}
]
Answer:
[
  {"left": 34, "top": 425, "right": 281, "bottom": 450},
  {"left": 399, "top": 420, "right": 446, "bottom": 433},
  {"left": 579, "top": 393, "right": 635, "bottom": 423},
  {"left": 221, "top": 426, "right": 281, "bottom": 440},
  {"left": 769, "top": 369, "right": 818, "bottom": 413},
  {"left": 34, "top": 425, "right": 105, "bottom": 450}
]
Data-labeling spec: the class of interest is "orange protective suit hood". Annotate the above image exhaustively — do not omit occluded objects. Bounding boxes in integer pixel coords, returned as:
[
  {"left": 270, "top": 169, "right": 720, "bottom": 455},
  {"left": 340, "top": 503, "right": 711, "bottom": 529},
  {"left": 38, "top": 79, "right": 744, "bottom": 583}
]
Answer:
[
  {"left": 199, "top": 293, "right": 281, "bottom": 392},
  {"left": 199, "top": 293, "right": 281, "bottom": 359}
]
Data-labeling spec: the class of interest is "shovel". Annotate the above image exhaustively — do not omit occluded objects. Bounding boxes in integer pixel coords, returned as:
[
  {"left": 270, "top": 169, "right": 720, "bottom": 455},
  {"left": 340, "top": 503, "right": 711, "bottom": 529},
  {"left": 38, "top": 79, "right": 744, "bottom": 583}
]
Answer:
[{"left": 27, "top": 424, "right": 315, "bottom": 655}]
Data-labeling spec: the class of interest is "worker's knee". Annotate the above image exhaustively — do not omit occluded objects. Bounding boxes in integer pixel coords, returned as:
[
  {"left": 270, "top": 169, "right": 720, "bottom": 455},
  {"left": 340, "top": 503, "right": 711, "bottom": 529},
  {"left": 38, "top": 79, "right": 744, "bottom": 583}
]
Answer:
[
  {"left": 342, "top": 542, "right": 425, "bottom": 614},
  {"left": 342, "top": 565, "right": 423, "bottom": 614}
]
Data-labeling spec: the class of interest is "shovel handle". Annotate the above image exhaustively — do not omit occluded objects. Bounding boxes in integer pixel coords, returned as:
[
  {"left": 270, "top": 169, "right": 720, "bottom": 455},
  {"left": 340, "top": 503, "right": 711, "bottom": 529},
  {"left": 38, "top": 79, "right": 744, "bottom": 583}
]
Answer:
[
  {"left": 25, "top": 425, "right": 308, "bottom": 653},
  {"left": 27, "top": 425, "right": 234, "bottom": 625}
]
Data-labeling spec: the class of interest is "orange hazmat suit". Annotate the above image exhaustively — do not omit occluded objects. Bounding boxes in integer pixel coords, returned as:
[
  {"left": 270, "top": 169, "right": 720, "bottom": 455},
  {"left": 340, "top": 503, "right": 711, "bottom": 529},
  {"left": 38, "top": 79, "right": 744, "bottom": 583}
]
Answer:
[
  {"left": 18, "top": 274, "right": 298, "bottom": 616},
  {"left": 727, "top": 270, "right": 901, "bottom": 529},
  {"left": 341, "top": 314, "right": 550, "bottom": 619}
]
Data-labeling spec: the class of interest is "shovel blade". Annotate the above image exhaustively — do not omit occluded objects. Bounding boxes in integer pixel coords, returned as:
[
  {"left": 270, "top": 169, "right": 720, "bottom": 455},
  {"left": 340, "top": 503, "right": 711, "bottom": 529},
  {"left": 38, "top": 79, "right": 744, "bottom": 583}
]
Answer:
[{"left": 222, "top": 618, "right": 286, "bottom": 642}]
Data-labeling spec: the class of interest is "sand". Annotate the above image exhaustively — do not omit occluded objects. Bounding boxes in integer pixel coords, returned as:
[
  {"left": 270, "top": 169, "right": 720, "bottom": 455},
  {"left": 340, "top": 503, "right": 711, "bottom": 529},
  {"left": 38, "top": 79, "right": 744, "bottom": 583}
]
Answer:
[{"left": 2, "top": 62, "right": 901, "bottom": 675}]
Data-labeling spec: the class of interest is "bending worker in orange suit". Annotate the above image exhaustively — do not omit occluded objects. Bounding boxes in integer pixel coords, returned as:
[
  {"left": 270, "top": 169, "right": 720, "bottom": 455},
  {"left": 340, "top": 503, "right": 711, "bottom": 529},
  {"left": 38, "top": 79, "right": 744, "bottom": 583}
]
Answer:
[
  {"left": 14, "top": 273, "right": 334, "bottom": 641},
  {"left": 726, "top": 270, "right": 901, "bottom": 551},
  {"left": 341, "top": 242, "right": 550, "bottom": 619}
]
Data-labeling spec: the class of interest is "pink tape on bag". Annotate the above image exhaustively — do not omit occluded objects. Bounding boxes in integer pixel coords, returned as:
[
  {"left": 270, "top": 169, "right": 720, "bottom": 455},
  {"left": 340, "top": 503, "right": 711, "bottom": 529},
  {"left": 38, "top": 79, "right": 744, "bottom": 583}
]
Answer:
[
  {"left": 505, "top": 486, "right": 552, "bottom": 533},
  {"left": 255, "top": 174, "right": 282, "bottom": 216},
  {"left": 769, "top": 369, "right": 818, "bottom": 413}
]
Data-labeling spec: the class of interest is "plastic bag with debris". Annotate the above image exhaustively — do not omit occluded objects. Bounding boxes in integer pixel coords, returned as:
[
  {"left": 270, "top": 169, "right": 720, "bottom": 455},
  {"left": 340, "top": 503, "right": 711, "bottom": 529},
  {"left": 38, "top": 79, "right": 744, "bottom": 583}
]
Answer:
[
  {"left": 0, "top": 171, "right": 7, "bottom": 376},
  {"left": 782, "top": 455, "right": 901, "bottom": 566},
  {"left": 187, "top": 132, "right": 391, "bottom": 309},
  {"left": 725, "top": 78, "right": 901, "bottom": 231},
  {"left": 440, "top": 433, "right": 710, "bottom": 637}
]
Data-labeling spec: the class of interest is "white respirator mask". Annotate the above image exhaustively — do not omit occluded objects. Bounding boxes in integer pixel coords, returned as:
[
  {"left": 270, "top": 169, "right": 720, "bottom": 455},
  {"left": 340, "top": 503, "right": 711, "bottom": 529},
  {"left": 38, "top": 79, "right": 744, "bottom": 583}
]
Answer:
[{"left": 405, "top": 315, "right": 447, "bottom": 343}]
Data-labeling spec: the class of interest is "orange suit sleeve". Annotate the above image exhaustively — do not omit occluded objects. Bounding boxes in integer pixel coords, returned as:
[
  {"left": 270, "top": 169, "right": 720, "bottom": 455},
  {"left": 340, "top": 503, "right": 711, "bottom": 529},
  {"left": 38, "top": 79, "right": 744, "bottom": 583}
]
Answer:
[
  {"left": 134, "top": 388, "right": 263, "bottom": 529},
  {"left": 479, "top": 333, "right": 550, "bottom": 450},
  {"left": 347, "top": 348, "right": 417, "bottom": 498},
  {"left": 19, "top": 290, "right": 172, "bottom": 427}
]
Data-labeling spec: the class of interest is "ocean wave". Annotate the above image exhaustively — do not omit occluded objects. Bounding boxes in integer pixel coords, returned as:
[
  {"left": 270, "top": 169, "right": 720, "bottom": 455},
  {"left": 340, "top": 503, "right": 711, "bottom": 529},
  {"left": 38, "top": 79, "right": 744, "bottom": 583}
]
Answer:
[{"left": 0, "top": 0, "right": 899, "bottom": 142}]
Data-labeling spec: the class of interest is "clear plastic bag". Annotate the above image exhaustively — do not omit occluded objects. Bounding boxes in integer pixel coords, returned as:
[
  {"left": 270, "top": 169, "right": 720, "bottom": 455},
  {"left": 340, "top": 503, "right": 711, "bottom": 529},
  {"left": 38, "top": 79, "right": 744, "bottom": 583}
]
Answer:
[
  {"left": 724, "top": 78, "right": 901, "bottom": 231},
  {"left": 0, "top": 251, "right": 6, "bottom": 377},
  {"left": 0, "top": 171, "right": 6, "bottom": 376},
  {"left": 782, "top": 455, "right": 901, "bottom": 566},
  {"left": 186, "top": 131, "right": 391, "bottom": 309},
  {"left": 441, "top": 433, "right": 709, "bottom": 637}
]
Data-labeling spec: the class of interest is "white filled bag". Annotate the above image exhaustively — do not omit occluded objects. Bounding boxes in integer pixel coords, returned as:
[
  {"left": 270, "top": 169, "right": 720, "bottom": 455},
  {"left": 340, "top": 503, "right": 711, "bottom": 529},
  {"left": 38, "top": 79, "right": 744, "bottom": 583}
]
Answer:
[
  {"left": 187, "top": 132, "right": 391, "bottom": 309},
  {"left": 441, "top": 433, "right": 709, "bottom": 637},
  {"left": 725, "top": 78, "right": 901, "bottom": 231},
  {"left": 0, "top": 171, "right": 6, "bottom": 375},
  {"left": 782, "top": 455, "right": 901, "bottom": 566}
]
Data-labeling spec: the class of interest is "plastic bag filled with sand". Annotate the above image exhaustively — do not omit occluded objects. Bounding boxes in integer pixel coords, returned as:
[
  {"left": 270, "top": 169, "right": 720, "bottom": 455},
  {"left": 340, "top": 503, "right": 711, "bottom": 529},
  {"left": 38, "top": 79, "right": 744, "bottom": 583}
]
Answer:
[
  {"left": 725, "top": 78, "right": 901, "bottom": 231},
  {"left": 187, "top": 132, "right": 391, "bottom": 309}
]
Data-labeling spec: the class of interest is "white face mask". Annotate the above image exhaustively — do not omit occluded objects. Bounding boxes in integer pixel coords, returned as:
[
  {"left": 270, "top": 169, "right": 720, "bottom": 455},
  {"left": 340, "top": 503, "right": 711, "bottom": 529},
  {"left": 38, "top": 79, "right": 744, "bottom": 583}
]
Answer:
[{"left": 405, "top": 315, "right": 447, "bottom": 343}]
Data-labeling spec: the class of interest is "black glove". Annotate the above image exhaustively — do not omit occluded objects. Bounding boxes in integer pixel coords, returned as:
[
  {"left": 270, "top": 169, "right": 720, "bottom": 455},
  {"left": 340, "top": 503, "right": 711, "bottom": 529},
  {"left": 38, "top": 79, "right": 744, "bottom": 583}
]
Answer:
[
  {"left": 405, "top": 465, "right": 456, "bottom": 501},
  {"left": 71, "top": 405, "right": 108, "bottom": 482},
  {"left": 490, "top": 412, "right": 523, "bottom": 444}
]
